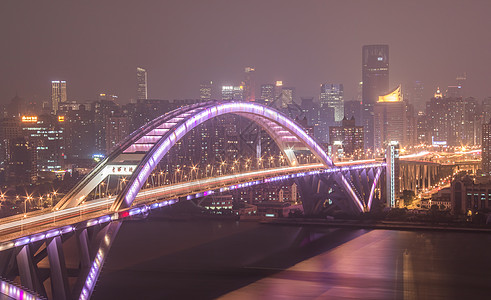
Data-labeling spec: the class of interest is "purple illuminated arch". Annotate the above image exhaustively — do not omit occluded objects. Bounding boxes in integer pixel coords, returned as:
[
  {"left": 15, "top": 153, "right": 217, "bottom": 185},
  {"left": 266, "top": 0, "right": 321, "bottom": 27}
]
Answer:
[{"left": 113, "top": 102, "right": 341, "bottom": 210}]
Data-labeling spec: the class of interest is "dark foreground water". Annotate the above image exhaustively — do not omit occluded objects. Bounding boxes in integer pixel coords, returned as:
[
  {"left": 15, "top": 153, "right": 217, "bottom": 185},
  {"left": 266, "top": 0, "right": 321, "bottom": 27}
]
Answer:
[{"left": 92, "top": 212, "right": 491, "bottom": 300}]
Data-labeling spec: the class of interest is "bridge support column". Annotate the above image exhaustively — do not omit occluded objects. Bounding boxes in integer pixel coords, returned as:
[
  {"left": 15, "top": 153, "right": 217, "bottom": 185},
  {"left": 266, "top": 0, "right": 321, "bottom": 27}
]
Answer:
[
  {"left": 17, "top": 245, "right": 43, "bottom": 294},
  {"left": 47, "top": 236, "right": 70, "bottom": 300}
]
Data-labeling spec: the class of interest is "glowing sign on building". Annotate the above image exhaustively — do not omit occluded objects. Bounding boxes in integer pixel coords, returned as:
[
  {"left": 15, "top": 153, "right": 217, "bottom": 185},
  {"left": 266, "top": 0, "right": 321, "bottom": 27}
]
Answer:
[
  {"left": 58, "top": 116, "right": 65, "bottom": 122},
  {"left": 21, "top": 116, "right": 38, "bottom": 123},
  {"left": 378, "top": 85, "right": 402, "bottom": 103}
]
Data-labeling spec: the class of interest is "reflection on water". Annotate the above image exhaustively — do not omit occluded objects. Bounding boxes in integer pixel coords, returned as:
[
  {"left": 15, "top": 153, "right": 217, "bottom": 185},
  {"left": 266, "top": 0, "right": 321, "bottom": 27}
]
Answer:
[{"left": 89, "top": 212, "right": 491, "bottom": 300}]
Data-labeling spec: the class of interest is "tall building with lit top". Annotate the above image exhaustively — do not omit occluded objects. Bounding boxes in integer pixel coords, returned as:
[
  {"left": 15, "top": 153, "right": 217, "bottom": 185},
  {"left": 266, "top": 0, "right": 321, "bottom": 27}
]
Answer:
[
  {"left": 362, "top": 45, "right": 389, "bottom": 150},
  {"left": 51, "top": 80, "right": 67, "bottom": 114},
  {"left": 374, "top": 85, "right": 406, "bottom": 150},
  {"left": 320, "top": 84, "right": 344, "bottom": 122},
  {"left": 136, "top": 67, "right": 148, "bottom": 100}
]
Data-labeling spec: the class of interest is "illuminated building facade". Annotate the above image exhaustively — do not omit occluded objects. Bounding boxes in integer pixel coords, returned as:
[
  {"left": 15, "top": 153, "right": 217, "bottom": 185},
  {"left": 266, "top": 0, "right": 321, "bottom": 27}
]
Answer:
[
  {"left": 64, "top": 105, "right": 95, "bottom": 161},
  {"left": 200, "top": 80, "right": 213, "bottom": 101},
  {"left": 260, "top": 84, "right": 274, "bottom": 104},
  {"left": 320, "top": 83, "right": 344, "bottom": 122},
  {"left": 221, "top": 86, "right": 243, "bottom": 101},
  {"left": 482, "top": 119, "right": 491, "bottom": 174},
  {"left": 22, "top": 115, "right": 65, "bottom": 172},
  {"left": 136, "top": 67, "right": 148, "bottom": 100},
  {"left": 105, "top": 116, "right": 130, "bottom": 153},
  {"left": 374, "top": 86, "right": 406, "bottom": 150},
  {"left": 362, "top": 45, "right": 389, "bottom": 150},
  {"left": 51, "top": 80, "right": 67, "bottom": 114},
  {"left": 329, "top": 117, "right": 364, "bottom": 159}
]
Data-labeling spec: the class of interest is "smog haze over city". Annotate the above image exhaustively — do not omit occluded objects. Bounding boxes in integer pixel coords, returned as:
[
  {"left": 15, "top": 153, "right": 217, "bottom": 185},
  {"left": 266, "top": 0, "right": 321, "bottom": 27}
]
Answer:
[{"left": 2, "top": 0, "right": 491, "bottom": 108}]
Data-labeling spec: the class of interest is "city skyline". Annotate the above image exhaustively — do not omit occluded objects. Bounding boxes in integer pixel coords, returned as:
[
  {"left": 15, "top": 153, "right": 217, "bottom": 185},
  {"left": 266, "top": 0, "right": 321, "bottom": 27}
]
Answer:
[{"left": 1, "top": 1, "right": 491, "bottom": 108}]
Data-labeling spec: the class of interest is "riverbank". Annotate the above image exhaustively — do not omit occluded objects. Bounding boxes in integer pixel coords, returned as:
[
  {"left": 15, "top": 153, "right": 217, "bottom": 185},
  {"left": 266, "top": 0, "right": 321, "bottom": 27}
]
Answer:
[{"left": 262, "top": 218, "right": 491, "bottom": 233}]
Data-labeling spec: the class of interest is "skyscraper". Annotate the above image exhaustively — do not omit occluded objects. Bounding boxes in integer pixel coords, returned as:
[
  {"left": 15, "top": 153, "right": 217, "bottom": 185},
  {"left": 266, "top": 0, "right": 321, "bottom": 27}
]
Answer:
[
  {"left": 51, "top": 80, "right": 67, "bottom": 114},
  {"left": 221, "top": 86, "right": 243, "bottom": 101},
  {"left": 200, "top": 80, "right": 213, "bottom": 101},
  {"left": 242, "top": 67, "right": 255, "bottom": 102},
  {"left": 362, "top": 44, "right": 389, "bottom": 150},
  {"left": 136, "top": 67, "right": 148, "bottom": 100},
  {"left": 320, "top": 83, "right": 344, "bottom": 122},
  {"left": 373, "top": 85, "right": 406, "bottom": 150},
  {"left": 482, "top": 119, "right": 491, "bottom": 174},
  {"left": 260, "top": 84, "right": 274, "bottom": 104}
]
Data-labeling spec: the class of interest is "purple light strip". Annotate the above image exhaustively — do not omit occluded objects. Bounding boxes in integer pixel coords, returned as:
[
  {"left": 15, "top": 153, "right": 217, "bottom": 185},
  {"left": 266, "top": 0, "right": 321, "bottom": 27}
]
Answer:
[{"left": 0, "top": 279, "right": 42, "bottom": 300}]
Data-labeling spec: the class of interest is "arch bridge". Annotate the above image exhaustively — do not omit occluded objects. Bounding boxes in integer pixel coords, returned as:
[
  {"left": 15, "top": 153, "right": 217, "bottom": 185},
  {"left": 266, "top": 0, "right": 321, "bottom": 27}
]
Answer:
[{"left": 0, "top": 101, "right": 385, "bottom": 300}]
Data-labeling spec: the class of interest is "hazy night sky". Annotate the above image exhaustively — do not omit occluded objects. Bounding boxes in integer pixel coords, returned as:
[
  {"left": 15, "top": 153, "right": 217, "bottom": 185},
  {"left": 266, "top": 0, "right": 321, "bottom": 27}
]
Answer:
[{"left": 1, "top": 0, "right": 491, "bottom": 110}]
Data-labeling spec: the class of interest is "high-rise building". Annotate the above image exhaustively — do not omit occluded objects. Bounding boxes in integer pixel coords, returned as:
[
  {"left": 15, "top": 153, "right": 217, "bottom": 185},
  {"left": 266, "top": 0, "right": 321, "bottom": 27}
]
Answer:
[
  {"left": 329, "top": 117, "right": 364, "bottom": 159},
  {"left": 482, "top": 119, "right": 491, "bottom": 174},
  {"left": 426, "top": 89, "right": 466, "bottom": 147},
  {"left": 344, "top": 100, "right": 362, "bottom": 126},
  {"left": 221, "top": 86, "right": 243, "bottom": 101},
  {"left": 320, "top": 84, "right": 344, "bottom": 122},
  {"left": 260, "top": 84, "right": 274, "bottom": 104},
  {"left": 51, "top": 80, "right": 67, "bottom": 114},
  {"left": 137, "top": 67, "right": 148, "bottom": 100},
  {"left": 242, "top": 67, "right": 256, "bottom": 102},
  {"left": 374, "top": 86, "right": 406, "bottom": 151},
  {"left": 362, "top": 45, "right": 389, "bottom": 150},
  {"left": 200, "top": 81, "right": 213, "bottom": 101},
  {"left": 105, "top": 116, "right": 130, "bottom": 153},
  {"left": 63, "top": 105, "right": 95, "bottom": 161},
  {"left": 21, "top": 114, "right": 65, "bottom": 172}
]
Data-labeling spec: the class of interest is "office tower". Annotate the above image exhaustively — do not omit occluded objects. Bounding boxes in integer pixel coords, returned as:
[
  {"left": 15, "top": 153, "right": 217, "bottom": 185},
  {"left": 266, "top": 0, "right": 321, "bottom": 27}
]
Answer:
[
  {"left": 21, "top": 114, "right": 64, "bottom": 172},
  {"left": 482, "top": 119, "right": 491, "bottom": 174},
  {"left": 243, "top": 67, "right": 256, "bottom": 102},
  {"left": 260, "top": 84, "right": 274, "bottom": 104},
  {"left": 412, "top": 81, "right": 424, "bottom": 105},
  {"left": 373, "top": 86, "right": 406, "bottom": 150},
  {"left": 416, "top": 111, "right": 430, "bottom": 145},
  {"left": 344, "top": 100, "right": 362, "bottom": 126},
  {"left": 105, "top": 115, "right": 130, "bottom": 153},
  {"left": 456, "top": 73, "right": 467, "bottom": 97},
  {"left": 51, "top": 80, "right": 67, "bottom": 114},
  {"left": 362, "top": 45, "right": 389, "bottom": 150},
  {"left": 320, "top": 84, "right": 344, "bottom": 122},
  {"left": 200, "top": 81, "right": 213, "bottom": 101},
  {"left": 64, "top": 105, "right": 96, "bottom": 161},
  {"left": 274, "top": 81, "right": 283, "bottom": 99},
  {"left": 315, "top": 105, "right": 335, "bottom": 143},
  {"left": 464, "top": 98, "right": 480, "bottom": 145},
  {"left": 280, "top": 87, "right": 295, "bottom": 108},
  {"left": 426, "top": 88, "right": 466, "bottom": 147},
  {"left": 93, "top": 100, "right": 120, "bottom": 154},
  {"left": 221, "top": 86, "right": 243, "bottom": 101},
  {"left": 5, "top": 137, "right": 36, "bottom": 183},
  {"left": 329, "top": 117, "right": 364, "bottom": 159},
  {"left": 137, "top": 67, "right": 148, "bottom": 100}
]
